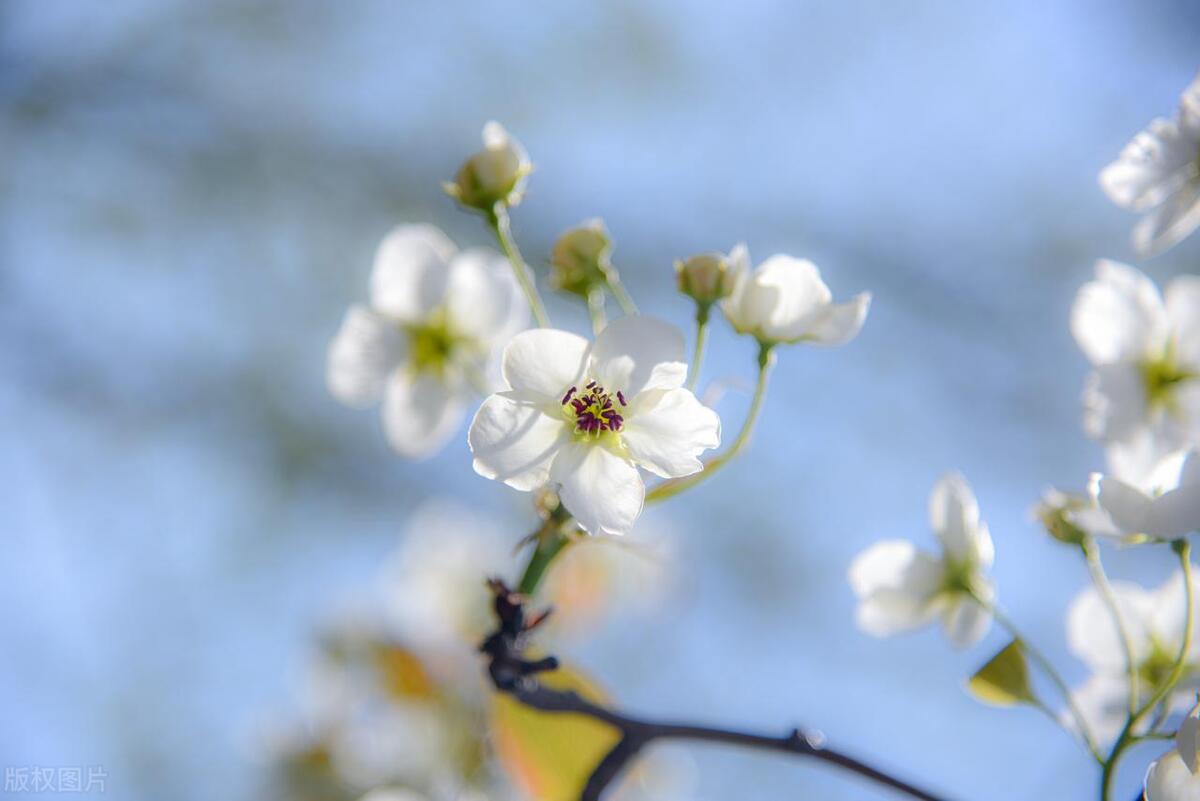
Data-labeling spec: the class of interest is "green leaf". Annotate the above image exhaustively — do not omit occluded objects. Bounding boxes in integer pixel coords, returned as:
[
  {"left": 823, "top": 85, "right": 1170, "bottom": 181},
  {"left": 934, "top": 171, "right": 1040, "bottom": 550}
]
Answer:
[
  {"left": 489, "top": 664, "right": 622, "bottom": 801},
  {"left": 967, "top": 640, "right": 1035, "bottom": 707}
]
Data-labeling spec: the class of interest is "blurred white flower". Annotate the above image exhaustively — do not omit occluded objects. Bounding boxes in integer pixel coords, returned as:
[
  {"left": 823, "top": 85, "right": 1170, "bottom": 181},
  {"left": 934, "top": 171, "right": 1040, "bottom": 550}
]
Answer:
[
  {"left": 1090, "top": 448, "right": 1200, "bottom": 540},
  {"left": 468, "top": 316, "right": 720, "bottom": 536},
  {"left": 328, "top": 224, "right": 526, "bottom": 458},
  {"left": 1067, "top": 569, "right": 1200, "bottom": 744},
  {"left": 359, "top": 789, "right": 428, "bottom": 801},
  {"left": 721, "top": 244, "right": 870, "bottom": 346},
  {"left": 848, "top": 474, "right": 995, "bottom": 649},
  {"left": 1145, "top": 703, "right": 1200, "bottom": 801},
  {"left": 444, "top": 121, "right": 531, "bottom": 211},
  {"left": 1100, "top": 74, "right": 1200, "bottom": 256},
  {"left": 1071, "top": 260, "right": 1200, "bottom": 448}
]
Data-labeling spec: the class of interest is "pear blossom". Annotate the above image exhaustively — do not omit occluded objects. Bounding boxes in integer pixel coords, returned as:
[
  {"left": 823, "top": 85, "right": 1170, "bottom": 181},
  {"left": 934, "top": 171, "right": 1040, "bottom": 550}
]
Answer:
[
  {"left": 443, "top": 121, "right": 531, "bottom": 212},
  {"left": 1066, "top": 569, "right": 1200, "bottom": 744},
  {"left": 327, "top": 224, "right": 526, "bottom": 458},
  {"left": 721, "top": 244, "right": 870, "bottom": 346},
  {"left": 1090, "top": 447, "right": 1200, "bottom": 540},
  {"left": 1070, "top": 260, "right": 1200, "bottom": 448},
  {"left": 1100, "top": 74, "right": 1200, "bottom": 256},
  {"left": 1145, "top": 703, "right": 1200, "bottom": 801},
  {"left": 467, "top": 316, "right": 721, "bottom": 537},
  {"left": 848, "top": 474, "right": 995, "bottom": 649}
]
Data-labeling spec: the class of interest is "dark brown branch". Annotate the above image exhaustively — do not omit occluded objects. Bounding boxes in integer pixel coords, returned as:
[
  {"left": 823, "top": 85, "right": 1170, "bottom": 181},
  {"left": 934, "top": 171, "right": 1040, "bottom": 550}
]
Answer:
[{"left": 480, "top": 580, "right": 954, "bottom": 801}]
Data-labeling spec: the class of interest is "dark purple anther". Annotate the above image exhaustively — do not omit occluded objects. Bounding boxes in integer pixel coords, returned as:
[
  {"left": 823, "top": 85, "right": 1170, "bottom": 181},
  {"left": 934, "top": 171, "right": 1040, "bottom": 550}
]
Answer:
[
  {"left": 617, "top": 391, "right": 627, "bottom": 406},
  {"left": 562, "top": 386, "right": 577, "bottom": 405}
]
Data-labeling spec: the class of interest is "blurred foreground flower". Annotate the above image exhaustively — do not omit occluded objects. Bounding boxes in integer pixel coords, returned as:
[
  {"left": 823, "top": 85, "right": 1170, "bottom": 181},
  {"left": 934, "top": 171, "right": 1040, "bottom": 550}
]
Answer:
[
  {"left": 1100, "top": 74, "right": 1200, "bottom": 256},
  {"left": 1089, "top": 448, "right": 1200, "bottom": 540},
  {"left": 1144, "top": 702, "right": 1200, "bottom": 801},
  {"left": 1071, "top": 260, "right": 1200, "bottom": 449},
  {"left": 327, "top": 224, "right": 526, "bottom": 458},
  {"left": 849, "top": 474, "right": 995, "bottom": 648},
  {"left": 468, "top": 316, "right": 720, "bottom": 536},
  {"left": 1067, "top": 569, "right": 1200, "bottom": 744},
  {"left": 720, "top": 244, "right": 870, "bottom": 347}
]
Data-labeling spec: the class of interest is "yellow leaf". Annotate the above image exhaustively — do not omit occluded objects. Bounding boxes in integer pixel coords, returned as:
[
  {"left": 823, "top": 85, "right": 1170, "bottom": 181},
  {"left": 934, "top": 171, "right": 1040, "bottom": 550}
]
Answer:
[
  {"left": 967, "top": 640, "right": 1035, "bottom": 707},
  {"left": 490, "top": 666, "right": 622, "bottom": 801}
]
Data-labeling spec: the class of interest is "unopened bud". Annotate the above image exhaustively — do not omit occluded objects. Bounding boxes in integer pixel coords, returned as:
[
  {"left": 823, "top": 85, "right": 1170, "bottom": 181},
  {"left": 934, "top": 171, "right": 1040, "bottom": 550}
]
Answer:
[
  {"left": 675, "top": 252, "right": 735, "bottom": 306},
  {"left": 1033, "top": 489, "right": 1088, "bottom": 547},
  {"left": 549, "top": 219, "right": 614, "bottom": 299},
  {"left": 443, "top": 121, "right": 531, "bottom": 212}
]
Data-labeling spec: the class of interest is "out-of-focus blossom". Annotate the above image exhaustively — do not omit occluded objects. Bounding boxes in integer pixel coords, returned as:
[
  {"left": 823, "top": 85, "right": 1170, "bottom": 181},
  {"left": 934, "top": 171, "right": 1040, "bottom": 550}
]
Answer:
[
  {"left": 675, "top": 249, "right": 737, "bottom": 307},
  {"left": 468, "top": 316, "right": 720, "bottom": 536},
  {"left": 1089, "top": 448, "right": 1200, "bottom": 540},
  {"left": 849, "top": 474, "right": 995, "bottom": 649},
  {"left": 548, "top": 219, "right": 615, "bottom": 300},
  {"left": 1066, "top": 569, "right": 1200, "bottom": 744},
  {"left": 721, "top": 244, "right": 870, "bottom": 346},
  {"left": 1071, "top": 260, "right": 1200, "bottom": 448},
  {"left": 327, "top": 224, "right": 526, "bottom": 458},
  {"left": 1144, "top": 703, "right": 1200, "bottom": 801},
  {"left": 444, "top": 122, "right": 531, "bottom": 212},
  {"left": 1100, "top": 74, "right": 1200, "bottom": 256}
]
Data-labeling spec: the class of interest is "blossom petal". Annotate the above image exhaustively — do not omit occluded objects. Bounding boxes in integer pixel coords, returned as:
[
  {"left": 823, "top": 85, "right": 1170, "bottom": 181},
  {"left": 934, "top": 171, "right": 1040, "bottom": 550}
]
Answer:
[
  {"left": 1100, "top": 118, "right": 1195, "bottom": 211},
  {"left": 1144, "top": 748, "right": 1200, "bottom": 801},
  {"left": 327, "top": 305, "right": 405, "bottom": 406},
  {"left": 928, "top": 473, "right": 992, "bottom": 569},
  {"left": 753, "top": 256, "right": 832, "bottom": 342},
  {"left": 446, "top": 248, "right": 527, "bottom": 344},
  {"left": 621, "top": 388, "right": 721, "bottom": 478},
  {"left": 370, "top": 224, "right": 456, "bottom": 323},
  {"left": 1070, "top": 260, "right": 1165, "bottom": 366},
  {"left": 551, "top": 441, "right": 644, "bottom": 536},
  {"left": 1092, "top": 473, "right": 1156, "bottom": 536},
  {"left": 939, "top": 596, "right": 991, "bottom": 649},
  {"left": 1179, "top": 715, "right": 1200, "bottom": 775},
  {"left": 1148, "top": 568, "right": 1200, "bottom": 657},
  {"left": 1071, "top": 672, "right": 1135, "bottom": 746},
  {"left": 848, "top": 540, "right": 943, "bottom": 636},
  {"left": 381, "top": 371, "right": 464, "bottom": 458},
  {"left": 589, "top": 316, "right": 687, "bottom": 397},
  {"left": 468, "top": 395, "right": 568, "bottom": 491},
  {"left": 1082, "top": 364, "right": 1148, "bottom": 442},
  {"left": 1166, "top": 276, "right": 1200, "bottom": 367},
  {"left": 1134, "top": 180, "right": 1200, "bottom": 257},
  {"left": 805, "top": 292, "right": 871, "bottom": 346},
  {"left": 1066, "top": 581, "right": 1154, "bottom": 672},
  {"left": 501, "top": 329, "right": 590, "bottom": 401}
]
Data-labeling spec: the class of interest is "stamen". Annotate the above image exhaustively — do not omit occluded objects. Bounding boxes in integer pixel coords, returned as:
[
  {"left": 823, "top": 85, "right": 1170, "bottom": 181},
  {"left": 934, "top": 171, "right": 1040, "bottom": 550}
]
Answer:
[
  {"left": 617, "top": 391, "right": 627, "bottom": 406},
  {"left": 561, "top": 380, "right": 626, "bottom": 435},
  {"left": 562, "top": 386, "right": 577, "bottom": 405}
]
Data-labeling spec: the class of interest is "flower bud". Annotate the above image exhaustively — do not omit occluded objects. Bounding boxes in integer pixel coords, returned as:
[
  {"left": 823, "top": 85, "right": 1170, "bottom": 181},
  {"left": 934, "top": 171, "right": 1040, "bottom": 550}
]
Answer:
[
  {"left": 549, "top": 219, "right": 614, "bottom": 299},
  {"left": 1033, "top": 489, "right": 1089, "bottom": 547},
  {"left": 443, "top": 121, "right": 531, "bottom": 212},
  {"left": 675, "top": 252, "right": 735, "bottom": 307}
]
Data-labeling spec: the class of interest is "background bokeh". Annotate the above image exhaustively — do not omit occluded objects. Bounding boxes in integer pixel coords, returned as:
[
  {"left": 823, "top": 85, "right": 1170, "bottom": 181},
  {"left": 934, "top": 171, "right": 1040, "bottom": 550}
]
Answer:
[{"left": 4, "top": 1, "right": 1200, "bottom": 799}]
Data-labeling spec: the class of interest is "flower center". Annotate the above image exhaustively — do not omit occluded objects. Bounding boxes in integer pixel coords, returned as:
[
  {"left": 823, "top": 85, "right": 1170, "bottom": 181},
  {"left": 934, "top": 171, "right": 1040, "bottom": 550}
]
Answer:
[
  {"left": 562, "top": 381, "right": 627, "bottom": 435},
  {"left": 403, "top": 309, "right": 469, "bottom": 377},
  {"left": 1140, "top": 347, "right": 1194, "bottom": 411}
]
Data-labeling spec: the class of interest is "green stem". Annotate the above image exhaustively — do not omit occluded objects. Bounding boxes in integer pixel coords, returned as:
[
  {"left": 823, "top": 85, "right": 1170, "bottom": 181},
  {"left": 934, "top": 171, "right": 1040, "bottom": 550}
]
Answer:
[
  {"left": 587, "top": 286, "right": 607, "bottom": 335},
  {"left": 646, "top": 342, "right": 774, "bottom": 504},
  {"left": 1099, "top": 539, "right": 1193, "bottom": 801},
  {"left": 1083, "top": 538, "right": 1139, "bottom": 715},
  {"left": 605, "top": 273, "right": 638, "bottom": 315},
  {"left": 687, "top": 304, "right": 711, "bottom": 392},
  {"left": 516, "top": 508, "right": 573, "bottom": 596},
  {"left": 983, "top": 599, "right": 1104, "bottom": 763},
  {"left": 488, "top": 203, "right": 550, "bottom": 328}
]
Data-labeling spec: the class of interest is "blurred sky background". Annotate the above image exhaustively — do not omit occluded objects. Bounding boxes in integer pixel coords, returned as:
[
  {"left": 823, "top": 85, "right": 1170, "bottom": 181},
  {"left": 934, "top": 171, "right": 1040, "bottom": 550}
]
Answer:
[{"left": 3, "top": 1, "right": 1200, "bottom": 799}]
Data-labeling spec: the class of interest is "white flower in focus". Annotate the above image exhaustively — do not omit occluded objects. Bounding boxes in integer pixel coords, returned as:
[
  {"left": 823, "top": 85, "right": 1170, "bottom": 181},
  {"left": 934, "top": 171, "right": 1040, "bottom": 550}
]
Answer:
[
  {"left": 1067, "top": 569, "right": 1200, "bottom": 744},
  {"left": 1100, "top": 74, "right": 1200, "bottom": 256},
  {"left": 1071, "top": 260, "right": 1200, "bottom": 447},
  {"left": 721, "top": 244, "right": 870, "bottom": 346},
  {"left": 848, "top": 474, "right": 995, "bottom": 649},
  {"left": 468, "top": 316, "right": 721, "bottom": 536},
  {"left": 328, "top": 224, "right": 526, "bottom": 458},
  {"left": 1145, "top": 703, "right": 1200, "bottom": 801},
  {"left": 444, "top": 121, "right": 532, "bottom": 211},
  {"left": 1090, "top": 448, "right": 1200, "bottom": 540}
]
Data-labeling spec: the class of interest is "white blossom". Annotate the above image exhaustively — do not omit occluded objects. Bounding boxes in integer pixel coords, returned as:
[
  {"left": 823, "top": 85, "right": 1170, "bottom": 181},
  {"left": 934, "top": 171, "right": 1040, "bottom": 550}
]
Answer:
[
  {"left": 1145, "top": 704, "right": 1200, "bottom": 801},
  {"left": 1090, "top": 447, "right": 1200, "bottom": 540},
  {"left": 1100, "top": 74, "right": 1200, "bottom": 256},
  {"left": 1070, "top": 260, "right": 1200, "bottom": 448},
  {"left": 848, "top": 474, "right": 995, "bottom": 649},
  {"left": 468, "top": 316, "right": 720, "bottom": 537},
  {"left": 1067, "top": 569, "right": 1200, "bottom": 744},
  {"left": 720, "top": 244, "right": 870, "bottom": 346},
  {"left": 327, "top": 224, "right": 526, "bottom": 458}
]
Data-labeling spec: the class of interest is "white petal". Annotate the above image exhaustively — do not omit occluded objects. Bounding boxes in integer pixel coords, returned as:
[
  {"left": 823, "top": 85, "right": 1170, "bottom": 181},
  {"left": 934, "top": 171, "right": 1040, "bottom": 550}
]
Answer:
[
  {"left": 369, "top": 224, "right": 456, "bottom": 322},
  {"left": 1147, "top": 484, "right": 1200, "bottom": 538},
  {"left": 1082, "top": 364, "right": 1148, "bottom": 442},
  {"left": 327, "top": 306, "right": 405, "bottom": 406},
  {"left": 1145, "top": 748, "right": 1200, "bottom": 801},
  {"left": 1070, "top": 260, "right": 1165, "bottom": 366},
  {"left": 500, "top": 328, "right": 590, "bottom": 401},
  {"left": 468, "top": 395, "right": 568, "bottom": 491},
  {"left": 806, "top": 292, "right": 871, "bottom": 346},
  {"left": 1148, "top": 568, "right": 1199, "bottom": 656},
  {"left": 1071, "top": 672, "right": 1135, "bottom": 746},
  {"left": 1066, "top": 581, "right": 1153, "bottom": 672},
  {"left": 621, "top": 388, "right": 721, "bottom": 478},
  {"left": 381, "top": 371, "right": 464, "bottom": 458},
  {"left": 1092, "top": 473, "right": 1156, "bottom": 536},
  {"left": 940, "top": 595, "right": 991, "bottom": 649},
  {"left": 928, "top": 473, "right": 992, "bottom": 569},
  {"left": 551, "top": 441, "right": 644, "bottom": 537},
  {"left": 588, "top": 316, "right": 687, "bottom": 396},
  {"left": 1135, "top": 180, "right": 1200, "bottom": 257},
  {"left": 445, "top": 248, "right": 527, "bottom": 343},
  {"left": 753, "top": 256, "right": 832, "bottom": 342},
  {"left": 847, "top": 540, "right": 943, "bottom": 636},
  {"left": 1167, "top": 276, "right": 1200, "bottom": 367},
  {"left": 1179, "top": 715, "right": 1200, "bottom": 775},
  {"left": 1100, "top": 118, "right": 1195, "bottom": 210}
]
